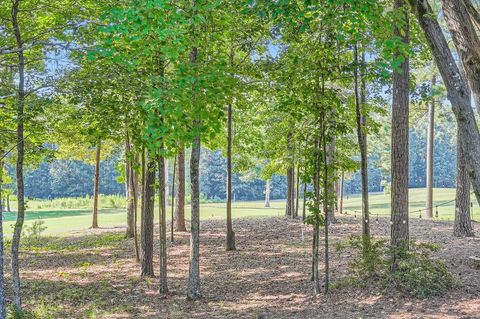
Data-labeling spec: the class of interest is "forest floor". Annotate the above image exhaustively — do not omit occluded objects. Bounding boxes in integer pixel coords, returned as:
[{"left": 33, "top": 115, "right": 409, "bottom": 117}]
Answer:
[{"left": 9, "top": 215, "right": 480, "bottom": 319}]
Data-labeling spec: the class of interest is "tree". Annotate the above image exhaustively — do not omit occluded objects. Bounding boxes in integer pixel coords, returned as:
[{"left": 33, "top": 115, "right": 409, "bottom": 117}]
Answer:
[
  {"left": 391, "top": 0, "right": 410, "bottom": 268},
  {"left": 175, "top": 147, "right": 187, "bottom": 232},
  {"left": 425, "top": 75, "right": 436, "bottom": 218}
]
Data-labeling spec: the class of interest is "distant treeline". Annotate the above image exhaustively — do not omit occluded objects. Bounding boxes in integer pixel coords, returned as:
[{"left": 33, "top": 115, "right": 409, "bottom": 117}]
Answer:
[{"left": 6, "top": 124, "right": 458, "bottom": 200}]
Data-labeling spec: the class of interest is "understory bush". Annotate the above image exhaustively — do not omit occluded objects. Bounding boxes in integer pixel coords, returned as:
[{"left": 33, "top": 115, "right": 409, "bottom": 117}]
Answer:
[{"left": 336, "top": 236, "right": 457, "bottom": 298}]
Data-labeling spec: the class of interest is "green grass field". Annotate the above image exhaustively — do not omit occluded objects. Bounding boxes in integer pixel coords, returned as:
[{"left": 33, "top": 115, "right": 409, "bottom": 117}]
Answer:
[{"left": 3, "top": 188, "right": 479, "bottom": 235}]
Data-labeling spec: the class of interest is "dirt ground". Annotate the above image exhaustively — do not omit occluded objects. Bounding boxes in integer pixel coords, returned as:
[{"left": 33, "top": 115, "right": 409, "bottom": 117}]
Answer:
[{"left": 13, "top": 215, "right": 480, "bottom": 318}]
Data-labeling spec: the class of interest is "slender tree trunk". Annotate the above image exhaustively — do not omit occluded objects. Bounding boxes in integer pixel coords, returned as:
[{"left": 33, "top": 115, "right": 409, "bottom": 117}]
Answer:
[
  {"left": 322, "top": 120, "right": 330, "bottom": 294},
  {"left": 187, "top": 41, "right": 201, "bottom": 300},
  {"left": 226, "top": 103, "right": 236, "bottom": 251},
  {"left": 339, "top": 173, "right": 344, "bottom": 214},
  {"left": 302, "top": 182, "right": 307, "bottom": 221},
  {"left": 391, "top": 0, "right": 410, "bottom": 271},
  {"left": 0, "top": 155, "right": 6, "bottom": 318},
  {"left": 409, "top": 0, "right": 480, "bottom": 207},
  {"left": 125, "top": 132, "right": 135, "bottom": 238},
  {"left": 295, "top": 166, "right": 300, "bottom": 218},
  {"left": 164, "top": 159, "right": 169, "bottom": 207},
  {"left": 141, "top": 153, "right": 155, "bottom": 277},
  {"left": 171, "top": 157, "right": 176, "bottom": 243},
  {"left": 425, "top": 76, "right": 436, "bottom": 218},
  {"left": 264, "top": 179, "right": 271, "bottom": 208},
  {"left": 92, "top": 140, "right": 101, "bottom": 229},
  {"left": 286, "top": 166, "right": 295, "bottom": 217},
  {"left": 455, "top": 128, "right": 474, "bottom": 237},
  {"left": 11, "top": 0, "right": 25, "bottom": 309},
  {"left": 312, "top": 135, "right": 321, "bottom": 294},
  {"left": 131, "top": 161, "right": 140, "bottom": 262},
  {"left": 175, "top": 147, "right": 187, "bottom": 232},
  {"left": 326, "top": 139, "right": 336, "bottom": 224},
  {"left": 354, "top": 44, "right": 371, "bottom": 245},
  {"left": 6, "top": 196, "right": 10, "bottom": 213},
  {"left": 158, "top": 155, "right": 168, "bottom": 292}
]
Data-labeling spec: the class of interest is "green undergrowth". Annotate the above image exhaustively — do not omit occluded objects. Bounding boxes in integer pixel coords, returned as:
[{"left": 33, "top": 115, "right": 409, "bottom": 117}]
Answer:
[{"left": 335, "top": 236, "right": 458, "bottom": 298}]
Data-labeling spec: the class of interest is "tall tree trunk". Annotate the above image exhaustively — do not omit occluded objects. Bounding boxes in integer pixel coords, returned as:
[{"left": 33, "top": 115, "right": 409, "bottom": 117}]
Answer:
[
  {"left": 286, "top": 166, "right": 295, "bottom": 217},
  {"left": 226, "top": 103, "right": 236, "bottom": 251},
  {"left": 131, "top": 161, "right": 140, "bottom": 262},
  {"left": 295, "top": 166, "right": 300, "bottom": 218},
  {"left": 302, "top": 182, "right": 307, "bottom": 221},
  {"left": 141, "top": 154, "right": 155, "bottom": 277},
  {"left": 125, "top": 132, "right": 135, "bottom": 238},
  {"left": 442, "top": 0, "right": 480, "bottom": 114},
  {"left": 0, "top": 155, "right": 6, "bottom": 318},
  {"left": 6, "top": 196, "right": 10, "bottom": 213},
  {"left": 164, "top": 159, "right": 169, "bottom": 207},
  {"left": 339, "top": 173, "right": 345, "bottom": 214},
  {"left": 322, "top": 120, "right": 330, "bottom": 294},
  {"left": 425, "top": 75, "right": 436, "bottom": 218},
  {"left": 11, "top": 0, "right": 25, "bottom": 309},
  {"left": 175, "top": 147, "right": 186, "bottom": 232},
  {"left": 91, "top": 140, "right": 101, "bottom": 229},
  {"left": 171, "top": 157, "right": 176, "bottom": 243},
  {"left": 354, "top": 44, "right": 371, "bottom": 245},
  {"left": 312, "top": 135, "right": 321, "bottom": 294},
  {"left": 264, "top": 179, "right": 271, "bottom": 208},
  {"left": 158, "top": 155, "right": 168, "bottom": 292},
  {"left": 326, "top": 139, "right": 336, "bottom": 224},
  {"left": 409, "top": 0, "right": 480, "bottom": 207},
  {"left": 455, "top": 128, "right": 475, "bottom": 237},
  {"left": 187, "top": 41, "right": 201, "bottom": 300},
  {"left": 391, "top": 0, "right": 410, "bottom": 269}
]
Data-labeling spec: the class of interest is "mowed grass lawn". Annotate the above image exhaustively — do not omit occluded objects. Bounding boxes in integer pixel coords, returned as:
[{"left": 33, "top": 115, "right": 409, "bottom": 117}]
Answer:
[{"left": 4, "top": 188, "right": 479, "bottom": 235}]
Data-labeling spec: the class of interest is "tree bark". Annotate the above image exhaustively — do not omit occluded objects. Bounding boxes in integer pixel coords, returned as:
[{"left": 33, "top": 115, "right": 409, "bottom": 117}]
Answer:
[
  {"left": 175, "top": 147, "right": 186, "bottom": 232},
  {"left": 442, "top": 0, "right": 480, "bottom": 114},
  {"left": 164, "top": 159, "right": 169, "bottom": 207},
  {"left": 158, "top": 155, "right": 168, "bottom": 293},
  {"left": 455, "top": 127, "right": 475, "bottom": 237},
  {"left": 11, "top": 0, "right": 25, "bottom": 309},
  {"left": 6, "top": 196, "right": 10, "bottom": 213},
  {"left": 326, "top": 139, "right": 336, "bottom": 224},
  {"left": 302, "top": 182, "right": 307, "bottom": 221},
  {"left": 339, "top": 173, "right": 345, "bottom": 214},
  {"left": 171, "top": 157, "right": 176, "bottom": 243},
  {"left": 131, "top": 160, "right": 140, "bottom": 263},
  {"left": 141, "top": 154, "right": 155, "bottom": 278},
  {"left": 91, "top": 140, "right": 101, "bottom": 229},
  {"left": 409, "top": 0, "right": 480, "bottom": 207},
  {"left": 425, "top": 75, "right": 436, "bottom": 218},
  {"left": 391, "top": 0, "right": 410, "bottom": 269},
  {"left": 354, "top": 44, "right": 370, "bottom": 242},
  {"left": 295, "top": 166, "right": 300, "bottom": 218},
  {"left": 226, "top": 103, "right": 236, "bottom": 251},
  {"left": 322, "top": 120, "right": 330, "bottom": 294},
  {"left": 264, "top": 179, "right": 271, "bottom": 208},
  {"left": 286, "top": 166, "right": 295, "bottom": 217},
  {"left": 187, "top": 40, "right": 201, "bottom": 300},
  {"left": 125, "top": 132, "right": 135, "bottom": 238},
  {"left": 0, "top": 154, "right": 6, "bottom": 318},
  {"left": 312, "top": 135, "right": 321, "bottom": 294}
]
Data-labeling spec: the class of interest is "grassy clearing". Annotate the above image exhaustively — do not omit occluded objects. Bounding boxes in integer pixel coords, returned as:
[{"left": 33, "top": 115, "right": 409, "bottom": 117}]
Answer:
[{"left": 2, "top": 188, "right": 478, "bottom": 236}]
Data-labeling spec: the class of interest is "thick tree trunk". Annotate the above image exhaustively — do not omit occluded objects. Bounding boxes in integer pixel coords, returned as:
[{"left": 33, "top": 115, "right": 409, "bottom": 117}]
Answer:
[
  {"left": 0, "top": 155, "right": 6, "bottom": 318},
  {"left": 11, "top": 0, "right": 25, "bottom": 309},
  {"left": 175, "top": 147, "right": 187, "bottom": 232},
  {"left": 409, "top": 0, "right": 480, "bottom": 207},
  {"left": 391, "top": 0, "right": 410, "bottom": 269},
  {"left": 92, "top": 140, "right": 101, "bottom": 229},
  {"left": 442, "top": 0, "right": 480, "bottom": 114},
  {"left": 226, "top": 103, "right": 236, "bottom": 251},
  {"left": 141, "top": 154, "right": 155, "bottom": 278},
  {"left": 425, "top": 75, "right": 436, "bottom": 219},
  {"left": 187, "top": 41, "right": 201, "bottom": 300},
  {"left": 264, "top": 179, "right": 271, "bottom": 208},
  {"left": 125, "top": 133, "right": 135, "bottom": 238},
  {"left": 354, "top": 44, "right": 370, "bottom": 242},
  {"left": 158, "top": 156, "right": 168, "bottom": 293},
  {"left": 455, "top": 119, "right": 475, "bottom": 237}
]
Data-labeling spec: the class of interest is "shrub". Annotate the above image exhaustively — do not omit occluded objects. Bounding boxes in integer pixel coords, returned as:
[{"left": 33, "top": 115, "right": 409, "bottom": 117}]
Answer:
[{"left": 336, "top": 237, "right": 457, "bottom": 298}]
